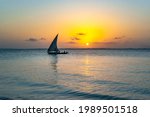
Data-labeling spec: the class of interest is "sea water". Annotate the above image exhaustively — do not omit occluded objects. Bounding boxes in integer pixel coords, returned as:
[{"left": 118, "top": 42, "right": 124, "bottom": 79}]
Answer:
[{"left": 0, "top": 49, "right": 150, "bottom": 100}]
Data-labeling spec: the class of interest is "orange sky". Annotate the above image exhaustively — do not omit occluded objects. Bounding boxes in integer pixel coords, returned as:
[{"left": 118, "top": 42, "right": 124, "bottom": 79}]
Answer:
[{"left": 0, "top": 0, "right": 150, "bottom": 48}]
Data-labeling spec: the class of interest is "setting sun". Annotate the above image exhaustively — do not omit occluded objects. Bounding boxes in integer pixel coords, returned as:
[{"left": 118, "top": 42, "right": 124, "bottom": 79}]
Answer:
[
  {"left": 86, "top": 43, "right": 89, "bottom": 46},
  {"left": 0, "top": 0, "right": 149, "bottom": 49}
]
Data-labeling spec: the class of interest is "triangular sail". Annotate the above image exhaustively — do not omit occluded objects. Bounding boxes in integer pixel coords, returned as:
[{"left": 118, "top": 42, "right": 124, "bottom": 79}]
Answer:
[{"left": 48, "top": 34, "right": 59, "bottom": 52}]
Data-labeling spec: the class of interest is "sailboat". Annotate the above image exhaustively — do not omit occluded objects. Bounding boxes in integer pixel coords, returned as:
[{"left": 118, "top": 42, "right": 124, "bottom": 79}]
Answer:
[{"left": 47, "top": 34, "right": 68, "bottom": 54}]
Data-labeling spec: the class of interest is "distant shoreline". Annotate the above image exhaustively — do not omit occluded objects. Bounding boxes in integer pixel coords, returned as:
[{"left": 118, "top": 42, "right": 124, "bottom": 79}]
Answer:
[{"left": 0, "top": 48, "right": 150, "bottom": 50}]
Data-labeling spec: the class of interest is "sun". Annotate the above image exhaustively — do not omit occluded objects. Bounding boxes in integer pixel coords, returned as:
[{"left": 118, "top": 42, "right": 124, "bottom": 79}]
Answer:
[{"left": 86, "top": 43, "right": 89, "bottom": 46}]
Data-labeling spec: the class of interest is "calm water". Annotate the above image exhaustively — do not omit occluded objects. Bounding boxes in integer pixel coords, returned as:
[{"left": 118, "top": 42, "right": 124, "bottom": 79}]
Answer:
[{"left": 0, "top": 49, "right": 150, "bottom": 100}]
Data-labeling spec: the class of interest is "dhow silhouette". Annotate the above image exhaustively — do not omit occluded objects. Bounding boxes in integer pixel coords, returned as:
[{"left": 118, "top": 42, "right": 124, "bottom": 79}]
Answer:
[{"left": 47, "top": 34, "right": 68, "bottom": 54}]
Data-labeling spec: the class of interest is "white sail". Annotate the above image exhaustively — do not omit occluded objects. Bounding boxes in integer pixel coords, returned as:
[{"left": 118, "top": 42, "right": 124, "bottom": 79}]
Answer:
[{"left": 48, "top": 34, "right": 59, "bottom": 52}]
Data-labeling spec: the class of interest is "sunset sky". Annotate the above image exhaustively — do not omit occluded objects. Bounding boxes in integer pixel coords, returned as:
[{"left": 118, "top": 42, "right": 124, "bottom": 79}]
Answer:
[{"left": 0, "top": 0, "right": 150, "bottom": 48}]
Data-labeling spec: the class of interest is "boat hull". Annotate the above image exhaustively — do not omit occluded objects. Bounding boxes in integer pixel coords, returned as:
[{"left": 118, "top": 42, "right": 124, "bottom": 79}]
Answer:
[
  {"left": 47, "top": 34, "right": 69, "bottom": 55},
  {"left": 48, "top": 51, "right": 68, "bottom": 54}
]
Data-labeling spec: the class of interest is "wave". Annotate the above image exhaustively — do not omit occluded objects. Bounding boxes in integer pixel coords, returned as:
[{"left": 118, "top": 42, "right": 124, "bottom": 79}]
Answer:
[
  {"left": 59, "top": 90, "right": 129, "bottom": 100},
  {"left": 0, "top": 96, "right": 13, "bottom": 100}
]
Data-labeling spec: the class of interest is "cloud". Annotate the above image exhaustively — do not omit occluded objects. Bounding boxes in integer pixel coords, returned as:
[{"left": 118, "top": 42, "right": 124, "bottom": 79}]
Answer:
[
  {"left": 26, "top": 38, "right": 38, "bottom": 42},
  {"left": 71, "top": 37, "right": 80, "bottom": 41},
  {"left": 114, "top": 36, "right": 126, "bottom": 40},
  {"left": 70, "top": 32, "right": 86, "bottom": 42},
  {"left": 93, "top": 41, "right": 118, "bottom": 45},
  {"left": 67, "top": 41, "right": 77, "bottom": 44},
  {"left": 40, "top": 37, "right": 46, "bottom": 40},
  {"left": 26, "top": 37, "right": 47, "bottom": 42},
  {"left": 76, "top": 32, "right": 86, "bottom": 36}
]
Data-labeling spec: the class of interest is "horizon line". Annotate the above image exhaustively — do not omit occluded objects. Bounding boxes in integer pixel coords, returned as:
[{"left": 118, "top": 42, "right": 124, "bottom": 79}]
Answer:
[{"left": 0, "top": 48, "right": 150, "bottom": 50}]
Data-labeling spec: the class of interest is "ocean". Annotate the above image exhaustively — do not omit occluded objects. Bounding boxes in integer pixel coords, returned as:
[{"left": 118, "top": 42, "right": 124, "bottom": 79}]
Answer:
[{"left": 0, "top": 49, "right": 150, "bottom": 100}]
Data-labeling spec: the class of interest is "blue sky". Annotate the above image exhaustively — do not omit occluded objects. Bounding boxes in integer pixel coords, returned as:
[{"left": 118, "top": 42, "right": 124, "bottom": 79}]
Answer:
[{"left": 0, "top": 0, "right": 150, "bottom": 48}]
